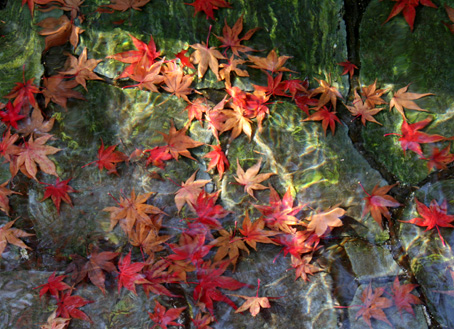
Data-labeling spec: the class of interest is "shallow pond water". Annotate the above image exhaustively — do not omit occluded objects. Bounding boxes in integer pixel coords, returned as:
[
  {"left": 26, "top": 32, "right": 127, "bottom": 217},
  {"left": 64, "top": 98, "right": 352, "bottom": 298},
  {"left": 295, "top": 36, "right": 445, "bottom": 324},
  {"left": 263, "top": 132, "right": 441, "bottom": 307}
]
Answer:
[{"left": 1, "top": 0, "right": 454, "bottom": 328}]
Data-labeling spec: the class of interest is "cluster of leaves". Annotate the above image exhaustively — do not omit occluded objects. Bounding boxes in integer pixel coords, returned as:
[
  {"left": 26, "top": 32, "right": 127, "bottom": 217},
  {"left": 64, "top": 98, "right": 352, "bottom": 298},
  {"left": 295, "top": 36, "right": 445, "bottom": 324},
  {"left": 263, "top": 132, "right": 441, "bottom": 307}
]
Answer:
[
  {"left": 1, "top": 0, "right": 454, "bottom": 328},
  {"left": 337, "top": 277, "right": 422, "bottom": 329}
]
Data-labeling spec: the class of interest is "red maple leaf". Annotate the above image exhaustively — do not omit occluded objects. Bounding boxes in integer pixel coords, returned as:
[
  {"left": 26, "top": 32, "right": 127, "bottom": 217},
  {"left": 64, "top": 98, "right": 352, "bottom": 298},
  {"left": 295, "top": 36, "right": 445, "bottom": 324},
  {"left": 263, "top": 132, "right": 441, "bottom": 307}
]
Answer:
[
  {"left": 117, "top": 251, "right": 149, "bottom": 294},
  {"left": 421, "top": 145, "right": 454, "bottom": 172},
  {"left": 203, "top": 144, "right": 229, "bottom": 179},
  {"left": 383, "top": 0, "right": 437, "bottom": 31},
  {"left": 390, "top": 117, "right": 446, "bottom": 156},
  {"left": 193, "top": 260, "right": 248, "bottom": 315},
  {"left": 82, "top": 140, "right": 127, "bottom": 175},
  {"left": 33, "top": 272, "right": 71, "bottom": 299},
  {"left": 401, "top": 198, "right": 454, "bottom": 246},
  {"left": 167, "top": 234, "right": 213, "bottom": 265},
  {"left": 0, "top": 102, "right": 25, "bottom": 129},
  {"left": 390, "top": 276, "right": 422, "bottom": 317},
  {"left": 4, "top": 70, "right": 40, "bottom": 109},
  {"left": 148, "top": 300, "right": 186, "bottom": 329},
  {"left": 56, "top": 291, "right": 93, "bottom": 322},
  {"left": 185, "top": 0, "right": 231, "bottom": 20},
  {"left": 338, "top": 60, "right": 358, "bottom": 78},
  {"left": 175, "top": 49, "right": 195, "bottom": 69},
  {"left": 273, "top": 231, "right": 319, "bottom": 258},
  {"left": 143, "top": 146, "right": 172, "bottom": 169},
  {"left": 108, "top": 34, "right": 161, "bottom": 79},
  {"left": 40, "top": 177, "right": 78, "bottom": 214},
  {"left": 360, "top": 182, "right": 401, "bottom": 229},
  {"left": 303, "top": 107, "right": 341, "bottom": 136},
  {"left": 254, "top": 186, "right": 304, "bottom": 233},
  {"left": 143, "top": 259, "right": 182, "bottom": 298},
  {"left": 355, "top": 284, "right": 393, "bottom": 329}
]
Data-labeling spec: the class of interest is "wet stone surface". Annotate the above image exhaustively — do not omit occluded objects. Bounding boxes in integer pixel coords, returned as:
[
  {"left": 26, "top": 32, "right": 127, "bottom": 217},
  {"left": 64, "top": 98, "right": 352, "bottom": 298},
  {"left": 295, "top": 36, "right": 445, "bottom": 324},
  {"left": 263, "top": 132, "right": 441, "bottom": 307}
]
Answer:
[{"left": 1, "top": 0, "right": 454, "bottom": 328}]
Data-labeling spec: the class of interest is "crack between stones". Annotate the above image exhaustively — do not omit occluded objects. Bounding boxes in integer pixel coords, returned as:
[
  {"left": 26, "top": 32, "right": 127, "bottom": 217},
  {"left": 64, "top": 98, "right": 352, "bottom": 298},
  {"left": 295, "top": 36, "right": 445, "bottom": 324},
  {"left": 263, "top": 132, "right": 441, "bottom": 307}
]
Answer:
[{"left": 341, "top": 1, "right": 442, "bottom": 327}]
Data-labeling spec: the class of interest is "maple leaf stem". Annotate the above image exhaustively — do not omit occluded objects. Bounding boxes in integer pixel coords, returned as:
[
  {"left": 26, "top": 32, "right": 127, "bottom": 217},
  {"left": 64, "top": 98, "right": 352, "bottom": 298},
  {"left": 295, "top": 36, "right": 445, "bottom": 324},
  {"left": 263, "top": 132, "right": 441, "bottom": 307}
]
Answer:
[
  {"left": 358, "top": 181, "right": 371, "bottom": 197},
  {"left": 436, "top": 225, "right": 446, "bottom": 247},
  {"left": 107, "top": 192, "right": 121, "bottom": 206},
  {"left": 81, "top": 160, "right": 97, "bottom": 168},
  {"left": 273, "top": 248, "right": 284, "bottom": 263},
  {"left": 206, "top": 25, "right": 212, "bottom": 48},
  {"left": 384, "top": 133, "right": 402, "bottom": 137},
  {"left": 166, "top": 177, "right": 182, "bottom": 187}
]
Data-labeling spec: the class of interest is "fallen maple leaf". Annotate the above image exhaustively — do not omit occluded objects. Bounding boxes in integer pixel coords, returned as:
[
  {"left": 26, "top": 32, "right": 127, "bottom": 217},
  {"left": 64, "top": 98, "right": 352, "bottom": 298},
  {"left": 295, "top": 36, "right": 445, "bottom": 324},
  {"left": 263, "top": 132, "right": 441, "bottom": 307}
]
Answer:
[
  {"left": 42, "top": 75, "right": 86, "bottom": 109},
  {"left": 273, "top": 230, "right": 319, "bottom": 258},
  {"left": 390, "top": 276, "right": 422, "bottom": 317},
  {"left": 56, "top": 291, "right": 93, "bottom": 322},
  {"left": 248, "top": 49, "right": 293, "bottom": 73},
  {"left": 210, "top": 228, "right": 249, "bottom": 267},
  {"left": 254, "top": 186, "right": 303, "bottom": 233},
  {"left": 219, "top": 55, "right": 249, "bottom": 86},
  {"left": 148, "top": 300, "right": 186, "bottom": 329},
  {"left": 220, "top": 104, "right": 253, "bottom": 141},
  {"left": 338, "top": 60, "right": 358, "bottom": 78},
  {"left": 142, "top": 258, "right": 181, "bottom": 298},
  {"left": 183, "top": 98, "right": 209, "bottom": 124},
  {"left": 346, "top": 90, "right": 383, "bottom": 126},
  {"left": 66, "top": 251, "right": 119, "bottom": 294},
  {"left": 383, "top": 0, "right": 437, "bottom": 31},
  {"left": 309, "top": 78, "right": 343, "bottom": 110},
  {"left": 4, "top": 69, "right": 40, "bottom": 110},
  {"left": 34, "top": 272, "right": 71, "bottom": 299},
  {"left": 190, "top": 42, "right": 226, "bottom": 80},
  {"left": 158, "top": 120, "right": 204, "bottom": 161},
  {"left": 117, "top": 251, "right": 149, "bottom": 294},
  {"left": 361, "top": 80, "right": 388, "bottom": 109},
  {"left": 107, "top": 34, "right": 161, "bottom": 79},
  {"left": 395, "top": 117, "right": 446, "bottom": 156},
  {"left": 193, "top": 260, "right": 248, "bottom": 315},
  {"left": 203, "top": 144, "right": 229, "bottom": 179},
  {"left": 234, "top": 158, "right": 275, "bottom": 199},
  {"left": 231, "top": 279, "right": 279, "bottom": 317},
  {"left": 188, "top": 191, "right": 230, "bottom": 230},
  {"left": 355, "top": 283, "right": 393, "bottom": 329},
  {"left": 175, "top": 49, "right": 195, "bottom": 69},
  {"left": 185, "top": 0, "right": 231, "bottom": 20},
  {"left": 103, "top": 189, "right": 164, "bottom": 234},
  {"left": 37, "top": 15, "right": 84, "bottom": 51},
  {"left": 16, "top": 109, "right": 55, "bottom": 137},
  {"left": 215, "top": 15, "right": 259, "bottom": 56},
  {"left": 0, "top": 102, "right": 25, "bottom": 129},
  {"left": 59, "top": 47, "right": 103, "bottom": 90},
  {"left": 444, "top": 5, "right": 454, "bottom": 33},
  {"left": 360, "top": 182, "right": 400, "bottom": 229},
  {"left": 40, "top": 178, "right": 78, "bottom": 214},
  {"left": 12, "top": 134, "right": 61, "bottom": 181},
  {"left": 0, "top": 181, "right": 20, "bottom": 216},
  {"left": 104, "top": 0, "right": 150, "bottom": 11},
  {"left": 303, "top": 107, "right": 341, "bottom": 136},
  {"left": 305, "top": 206, "right": 345, "bottom": 236},
  {"left": 290, "top": 254, "right": 322, "bottom": 282},
  {"left": 40, "top": 310, "right": 70, "bottom": 329},
  {"left": 389, "top": 84, "right": 434, "bottom": 119},
  {"left": 422, "top": 145, "right": 454, "bottom": 172},
  {"left": 239, "top": 211, "right": 277, "bottom": 250},
  {"left": 162, "top": 68, "right": 194, "bottom": 102},
  {"left": 0, "top": 219, "right": 33, "bottom": 257},
  {"left": 143, "top": 146, "right": 172, "bottom": 169},
  {"left": 82, "top": 140, "right": 127, "bottom": 175},
  {"left": 174, "top": 171, "right": 211, "bottom": 213},
  {"left": 401, "top": 198, "right": 454, "bottom": 246}
]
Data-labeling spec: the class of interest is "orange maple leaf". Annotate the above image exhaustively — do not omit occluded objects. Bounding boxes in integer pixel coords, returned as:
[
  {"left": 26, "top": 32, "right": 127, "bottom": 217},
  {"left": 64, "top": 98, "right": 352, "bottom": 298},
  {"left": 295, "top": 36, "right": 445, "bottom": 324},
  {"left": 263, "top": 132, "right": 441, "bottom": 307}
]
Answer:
[
  {"left": 158, "top": 120, "right": 204, "bottom": 161},
  {"left": 174, "top": 171, "right": 211, "bottom": 213},
  {"left": 389, "top": 84, "right": 434, "bottom": 119},
  {"left": 234, "top": 158, "right": 275, "bottom": 199},
  {"left": 0, "top": 219, "right": 34, "bottom": 257},
  {"left": 248, "top": 49, "right": 293, "bottom": 73},
  {"left": 215, "top": 15, "right": 259, "bottom": 56},
  {"left": 190, "top": 42, "right": 226, "bottom": 80}
]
